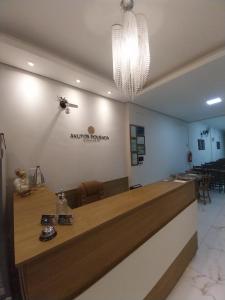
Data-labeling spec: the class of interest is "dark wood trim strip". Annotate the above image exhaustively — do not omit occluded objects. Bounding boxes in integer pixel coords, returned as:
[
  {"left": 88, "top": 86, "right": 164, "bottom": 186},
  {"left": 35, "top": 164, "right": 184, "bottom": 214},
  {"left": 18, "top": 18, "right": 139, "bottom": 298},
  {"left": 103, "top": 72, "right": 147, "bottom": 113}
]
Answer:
[
  {"left": 18, "top": 267, "right": 28, "bottom": 300},
  {"left": 145, "top": 232, "right": 198, "bottom": 300}
]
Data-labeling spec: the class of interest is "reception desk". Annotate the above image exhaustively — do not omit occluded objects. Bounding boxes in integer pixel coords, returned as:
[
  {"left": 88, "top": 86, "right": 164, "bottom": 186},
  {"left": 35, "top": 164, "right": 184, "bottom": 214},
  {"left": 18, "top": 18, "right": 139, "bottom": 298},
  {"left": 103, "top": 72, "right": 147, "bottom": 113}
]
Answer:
[{"left": 14, "top": 180, "right": 197, "bottom": 300}]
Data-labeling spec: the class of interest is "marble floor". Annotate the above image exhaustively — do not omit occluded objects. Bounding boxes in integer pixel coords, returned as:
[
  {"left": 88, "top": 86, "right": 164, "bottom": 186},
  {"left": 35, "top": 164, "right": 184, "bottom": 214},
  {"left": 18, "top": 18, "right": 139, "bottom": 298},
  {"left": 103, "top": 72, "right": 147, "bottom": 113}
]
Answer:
[{"left": 167, "top": 192, "right": 225, "bottom": 300}]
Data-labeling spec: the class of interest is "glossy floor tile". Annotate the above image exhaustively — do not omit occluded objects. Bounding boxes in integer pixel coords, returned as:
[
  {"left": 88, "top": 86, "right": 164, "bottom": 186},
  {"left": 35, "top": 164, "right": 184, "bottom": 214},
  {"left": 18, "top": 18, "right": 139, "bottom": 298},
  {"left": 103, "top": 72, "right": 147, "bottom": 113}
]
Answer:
[{"left": 167, "top": 192, "right": 225, "bottom": 300}]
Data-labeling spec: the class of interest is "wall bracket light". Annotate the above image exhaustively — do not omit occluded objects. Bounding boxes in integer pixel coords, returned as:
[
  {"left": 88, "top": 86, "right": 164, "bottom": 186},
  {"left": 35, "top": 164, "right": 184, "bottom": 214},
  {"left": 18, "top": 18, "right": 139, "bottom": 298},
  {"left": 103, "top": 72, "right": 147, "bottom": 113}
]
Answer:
[{"left": 57, "top": 97, "right": 78, "bottom": 114}]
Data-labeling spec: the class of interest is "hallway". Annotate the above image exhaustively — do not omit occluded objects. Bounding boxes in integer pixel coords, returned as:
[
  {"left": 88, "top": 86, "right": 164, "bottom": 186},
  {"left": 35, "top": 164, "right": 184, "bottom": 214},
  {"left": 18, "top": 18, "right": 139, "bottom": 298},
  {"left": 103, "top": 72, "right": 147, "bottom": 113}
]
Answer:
[{"left": 167, "top": 192, "right": 225, "bottom": 300}]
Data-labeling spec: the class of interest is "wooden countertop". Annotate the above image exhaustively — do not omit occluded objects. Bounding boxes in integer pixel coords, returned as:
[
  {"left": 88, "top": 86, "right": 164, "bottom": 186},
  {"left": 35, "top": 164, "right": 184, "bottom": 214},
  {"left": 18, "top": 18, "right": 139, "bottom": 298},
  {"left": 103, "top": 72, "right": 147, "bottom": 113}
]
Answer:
[{"left": 14, "top": 180, "right": 190, "bottom": 266}]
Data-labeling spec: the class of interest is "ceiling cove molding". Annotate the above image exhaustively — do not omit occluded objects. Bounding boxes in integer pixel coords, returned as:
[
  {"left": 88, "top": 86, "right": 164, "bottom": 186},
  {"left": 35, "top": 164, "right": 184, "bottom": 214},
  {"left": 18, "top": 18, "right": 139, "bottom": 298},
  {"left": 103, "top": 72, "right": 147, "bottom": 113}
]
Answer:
[
  {"left": 190, "top": 113, "right": 225, "bottom": 126},
  {"left": 1, "top": 33, "right": 224, "bottom": 104},
  {"left": 138, "top": 46, "right": 225, "bottom": 97},
  {"left": 0, "top": 33, "right": 126, "bottom": 102},
  {"left": 0, "top": 33, "right": 105, "bottom": 82}
]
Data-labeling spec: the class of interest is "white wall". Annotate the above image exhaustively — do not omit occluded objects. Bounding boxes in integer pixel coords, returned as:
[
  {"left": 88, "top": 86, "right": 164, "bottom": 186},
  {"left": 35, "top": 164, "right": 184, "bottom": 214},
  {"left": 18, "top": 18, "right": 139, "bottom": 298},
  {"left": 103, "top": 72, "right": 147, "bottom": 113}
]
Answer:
[
  {"left": 0, "top": 64, "right": 127, "bottom": 191},
  {"left": 128, "top": 104, "right": 189, "bottom": 186},
  {"left": 188, "top": 122, "right": 212, "bottom": 165},
  {"left": 0, "top": 64, "right": 198, "bottom": 191},
  {"left": 211, "top": 128, "right": 225, "bottom": 161},
  {"left": 188, "top": 121, "right": 225, "bottom": 166}
]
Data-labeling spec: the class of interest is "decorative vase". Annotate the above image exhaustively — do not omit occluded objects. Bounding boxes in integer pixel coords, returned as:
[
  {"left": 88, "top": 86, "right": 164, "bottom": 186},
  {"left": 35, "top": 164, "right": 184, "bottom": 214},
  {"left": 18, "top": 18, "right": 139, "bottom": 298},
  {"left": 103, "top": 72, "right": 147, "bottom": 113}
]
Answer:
[{"left": 33, "top": 166, "right": 45, "bottom": 187}]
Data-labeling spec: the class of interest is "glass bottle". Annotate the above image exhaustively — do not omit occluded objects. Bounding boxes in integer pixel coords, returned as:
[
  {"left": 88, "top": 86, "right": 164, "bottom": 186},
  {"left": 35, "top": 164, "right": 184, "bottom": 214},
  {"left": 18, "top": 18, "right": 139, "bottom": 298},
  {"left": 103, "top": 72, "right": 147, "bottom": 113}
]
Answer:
[{"left": 56, "top": 191, "right": 69, "bottom": 216}]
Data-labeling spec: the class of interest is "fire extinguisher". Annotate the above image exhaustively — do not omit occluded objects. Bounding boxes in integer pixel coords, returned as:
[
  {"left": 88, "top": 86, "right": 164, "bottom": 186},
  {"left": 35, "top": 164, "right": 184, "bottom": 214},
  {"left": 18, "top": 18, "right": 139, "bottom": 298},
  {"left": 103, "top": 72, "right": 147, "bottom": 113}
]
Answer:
[{"left": 187, "top": 151, "right": 192, "bottom": 163}]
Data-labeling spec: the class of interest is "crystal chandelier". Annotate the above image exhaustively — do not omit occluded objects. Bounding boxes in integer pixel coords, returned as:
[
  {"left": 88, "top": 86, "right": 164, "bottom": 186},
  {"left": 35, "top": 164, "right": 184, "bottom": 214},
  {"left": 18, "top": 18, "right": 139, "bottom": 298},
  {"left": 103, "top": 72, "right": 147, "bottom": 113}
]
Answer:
[{"left": 112, "top": 0, "right": 150, "bottom": 99}]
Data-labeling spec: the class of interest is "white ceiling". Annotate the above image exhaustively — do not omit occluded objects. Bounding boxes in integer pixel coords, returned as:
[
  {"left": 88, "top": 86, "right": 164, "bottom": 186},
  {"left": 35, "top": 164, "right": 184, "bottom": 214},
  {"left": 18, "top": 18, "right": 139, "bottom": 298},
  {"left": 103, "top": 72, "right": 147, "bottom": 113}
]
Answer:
[
  {"left": 0, "top": 0, "right": 225, "bottom": 122},
  {"left": 136, "top": 53, "right": 225, "bottom": 122},
  {"left": 0, "top": 0, "right": 224, "bottom": 83}
]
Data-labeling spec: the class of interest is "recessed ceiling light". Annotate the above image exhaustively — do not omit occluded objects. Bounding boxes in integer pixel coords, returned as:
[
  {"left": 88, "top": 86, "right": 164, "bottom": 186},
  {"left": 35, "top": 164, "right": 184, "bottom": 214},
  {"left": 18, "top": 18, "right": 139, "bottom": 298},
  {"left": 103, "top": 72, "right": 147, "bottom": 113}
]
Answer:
[
  {"left": 27, "top": 62, "right": 34, "bottom": 67},
  {"left": 76, "top": 79, "right": 81, "bottom": 83},
  {"left": 107, "top": 91, "right": 112, "bottom": 95},
  {"left": 206, "top": 97, "right": 222, "bottom": 106}
]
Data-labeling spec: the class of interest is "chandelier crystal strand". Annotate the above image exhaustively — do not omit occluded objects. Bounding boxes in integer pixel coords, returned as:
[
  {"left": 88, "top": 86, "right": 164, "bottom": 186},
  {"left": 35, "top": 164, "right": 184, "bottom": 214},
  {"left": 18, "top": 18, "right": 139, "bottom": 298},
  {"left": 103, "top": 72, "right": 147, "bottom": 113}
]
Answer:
[
  {"left": 112, "top": 24, "right": 123, "bottom": 90},
  {"left": 122, "top": 11, "right": 139, "bottom": 97},
  {"left": 112, "top": 0, "right": 150, "bottom": 99},
  {"left": 136, "top": 14, "right": 150, "bottom": 88}
]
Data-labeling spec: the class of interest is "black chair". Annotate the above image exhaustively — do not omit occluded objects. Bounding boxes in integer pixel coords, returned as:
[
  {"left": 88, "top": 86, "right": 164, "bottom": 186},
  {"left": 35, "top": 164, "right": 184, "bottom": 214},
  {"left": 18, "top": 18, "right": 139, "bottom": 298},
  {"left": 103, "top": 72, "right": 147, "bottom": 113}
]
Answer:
[{"left": 199, "top": 175, "right": 211, "bottom": 204}]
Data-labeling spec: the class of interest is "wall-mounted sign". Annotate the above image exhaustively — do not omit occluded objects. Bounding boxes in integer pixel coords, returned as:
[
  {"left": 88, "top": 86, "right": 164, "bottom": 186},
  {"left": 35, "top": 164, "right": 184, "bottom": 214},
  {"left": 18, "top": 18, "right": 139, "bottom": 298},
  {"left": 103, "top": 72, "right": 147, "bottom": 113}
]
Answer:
[
  {"left": 130, "top": 124, "right": 145, "bottom": 166},
  {"left": 198, "top": 139, "right": 205, "bottom": 150},
  {"left": 70, "top": 126, "right": 109, "bottom": 142}
]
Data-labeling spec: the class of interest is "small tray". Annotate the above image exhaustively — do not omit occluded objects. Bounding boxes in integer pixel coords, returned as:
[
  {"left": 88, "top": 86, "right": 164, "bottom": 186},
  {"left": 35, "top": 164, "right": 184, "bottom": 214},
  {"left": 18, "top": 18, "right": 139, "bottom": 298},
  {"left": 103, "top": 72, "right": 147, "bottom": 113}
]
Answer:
[
  {"left": 58, "top": 215, "right": 73, "bottom": 225},
  {"left": 41, "top": 215, "right": 57, "bottom": 225}
]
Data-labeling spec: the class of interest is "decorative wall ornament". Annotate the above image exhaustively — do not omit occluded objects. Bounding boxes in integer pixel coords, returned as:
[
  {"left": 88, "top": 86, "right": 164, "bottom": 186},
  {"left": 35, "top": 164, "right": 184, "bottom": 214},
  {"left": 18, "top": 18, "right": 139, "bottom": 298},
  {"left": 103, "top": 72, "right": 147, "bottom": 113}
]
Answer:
[
  {"left": 14, "top": 169, "right": 31, "bottom": 196},
  {"left": 33, "top": 166, "right": 45, "bottom": 187},
  {"left": 200, "top": 129, "right": 209, "bottom": 137},
  {"left": 112, "top": 0, "right": 150, "bottom": 99}
]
